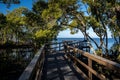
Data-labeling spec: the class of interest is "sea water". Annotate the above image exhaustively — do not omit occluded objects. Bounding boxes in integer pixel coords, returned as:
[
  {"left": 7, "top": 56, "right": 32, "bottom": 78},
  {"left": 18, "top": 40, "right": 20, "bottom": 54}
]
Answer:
[{"left": 56, "top": 38, "right": 115, "bottom": 50}]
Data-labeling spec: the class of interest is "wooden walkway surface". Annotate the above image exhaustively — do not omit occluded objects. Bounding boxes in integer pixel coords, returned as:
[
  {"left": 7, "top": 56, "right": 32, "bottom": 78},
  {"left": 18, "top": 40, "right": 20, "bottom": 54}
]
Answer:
[
  {"left": 41, "top": 51, "right": 84, "bottom": 80},
  {"left": 18, "top": 41, "right": 120, "bottom": 80}
]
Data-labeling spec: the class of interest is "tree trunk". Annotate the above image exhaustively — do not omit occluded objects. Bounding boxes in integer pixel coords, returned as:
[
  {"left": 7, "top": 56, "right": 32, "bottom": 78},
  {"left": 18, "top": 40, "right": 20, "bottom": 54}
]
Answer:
[
  {"left": 99, "top": 16, "right": 108, "bottom": 55},
  {"left": 114, "top": 36, "right": 118, "bottom": 43},
  {"left": 3, "top": 29, "right": 7, "bottom": 44},
  {"left": 119, "top": 36, "right": 120, "bottom": 44},
  {"left": 99, "top": 36, "right": 103, "bottom": 49},
  {"left": 105, "top": 30, "right": 108, "bottom": 55}
]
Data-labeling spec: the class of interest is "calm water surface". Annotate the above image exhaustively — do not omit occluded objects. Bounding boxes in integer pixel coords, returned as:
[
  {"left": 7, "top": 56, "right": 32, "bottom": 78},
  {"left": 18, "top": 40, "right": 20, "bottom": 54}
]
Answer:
[{"left": 56, "top": 38, "right": 115, "bottom": 49}]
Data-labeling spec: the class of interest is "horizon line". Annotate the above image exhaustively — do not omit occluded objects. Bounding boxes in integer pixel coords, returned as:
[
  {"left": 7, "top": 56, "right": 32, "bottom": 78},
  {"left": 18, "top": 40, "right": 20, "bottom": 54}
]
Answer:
[{"left": 57, "top": 37, "right": 113, "bottom": 38}]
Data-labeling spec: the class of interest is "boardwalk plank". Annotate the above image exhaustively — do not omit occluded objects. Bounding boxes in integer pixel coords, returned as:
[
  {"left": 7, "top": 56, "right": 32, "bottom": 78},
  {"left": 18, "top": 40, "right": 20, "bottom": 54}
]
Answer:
[{"left": 41, "top": 51, "right": 84, "bottom": 80}]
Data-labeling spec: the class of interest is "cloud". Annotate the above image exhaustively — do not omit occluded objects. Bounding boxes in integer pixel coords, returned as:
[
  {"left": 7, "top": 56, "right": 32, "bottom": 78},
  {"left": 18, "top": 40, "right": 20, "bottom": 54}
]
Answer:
[
  {"left": 57, "top": 29, "right": 84, "bottom": 38},
  {"left": 57, "top": 28, "right": 112, "bottom": 38}
]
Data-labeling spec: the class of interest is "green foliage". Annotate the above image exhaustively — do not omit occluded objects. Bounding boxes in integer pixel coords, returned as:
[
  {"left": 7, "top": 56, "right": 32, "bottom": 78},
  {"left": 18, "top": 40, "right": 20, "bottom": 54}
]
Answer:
[
  {"left": 0, "top": 7, "right": 32, "bottom": 44},
  {"left": 32, "top": 0, "right": 48, "bottom": 14},
  {"left": 48, "top": 0, "right": 76, "bottom": 8},
  {"left": 35, "top": 29, "right": 58, "bottom": 45},
  {"left": 1, "top": 0, "right": 120, "bottom": 52},
  {"left": 27, "top": 1, "right": 48, "bottom": 28},
  {"left": 47, "top": 19, "right": 57, "bottom": 29},
  {"left": 110, "top": 44, "right": 120, "bottom": 52},
  {"left": 25, "top": 11, "right": 44, "bottom": 27},
  {"left": 117, "top": 54, "right": 120, "bottom": 62},
  {"left": 42, "top": 3, "right": 62, "bottom": 21},
  {"left": 108, "top": 14, "right": 120, "bottom": 38},
  {"left": 87, "top": 16, "right": 106, "bottom": 37},
  {"left": 95, "top": 49, "right": 102, "bottom": 56},
  {"left": 88, "top": 17, "right": 101, "bottom": 28},
  {"left": 0, "top": 13, "right": 7, "bottom": 28},
  {"left": 69, "top": 19, "right": 78, "bottom": 27},
  {"left": 35, "top": 29, "right": 58, "bottom": 40},
  {"left": 68, "top": 19, "right": 79, "bottom": 34},
  {"left": 35, "top": 30, "right": 50, "bottom": 39},
  {"left": 6, "top": 7, "right": 27, "bottom": 26},
  {"left": 70, "top": 28, "right": 78, "bottom": 34}
]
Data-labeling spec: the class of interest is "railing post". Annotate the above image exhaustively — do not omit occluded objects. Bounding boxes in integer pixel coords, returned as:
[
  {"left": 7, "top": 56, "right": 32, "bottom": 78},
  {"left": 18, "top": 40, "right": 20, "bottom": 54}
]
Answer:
[
  {"left": 88, "top": 58, "right": 92, "bottom": 80},
  {"left": 59, "top": 43, "right": 60, "bottom": 51},
  {"left": 73, "top": 48, "right": 77, "bottom": 65}
]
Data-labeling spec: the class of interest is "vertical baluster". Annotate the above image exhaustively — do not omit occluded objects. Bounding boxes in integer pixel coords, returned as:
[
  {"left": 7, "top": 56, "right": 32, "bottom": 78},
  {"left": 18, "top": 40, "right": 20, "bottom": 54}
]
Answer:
[
  {"left": 59, "top": 43, "right": 60, "bottom": 51},
  {"left": 88, "top": 58, "right": 92, "bottom": 80},
  {"left": 73, "top": 48, "right": 77, "bottom": 65}
]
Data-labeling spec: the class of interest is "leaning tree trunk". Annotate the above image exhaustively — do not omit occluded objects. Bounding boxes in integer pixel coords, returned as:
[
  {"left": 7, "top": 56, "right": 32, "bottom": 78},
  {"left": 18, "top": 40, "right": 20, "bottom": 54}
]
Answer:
[
  {"left": 85, "top": 33, "right": 99, "bottom": 55},
  {"left": 119, "top": 36, "right": 120, "bottom": 44},
  {"left": 99, "top": 16, "right": 108, "bottom": 55},
  {"left": 99, "top": 36, "right": 103, "bottom": 49}
]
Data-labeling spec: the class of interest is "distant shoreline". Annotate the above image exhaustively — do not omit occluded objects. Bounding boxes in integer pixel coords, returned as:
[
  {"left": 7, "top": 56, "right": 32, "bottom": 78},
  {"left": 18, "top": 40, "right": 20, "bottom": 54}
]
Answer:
[{"left": 57, "top": 37, "right": 113, "bottom": 39}]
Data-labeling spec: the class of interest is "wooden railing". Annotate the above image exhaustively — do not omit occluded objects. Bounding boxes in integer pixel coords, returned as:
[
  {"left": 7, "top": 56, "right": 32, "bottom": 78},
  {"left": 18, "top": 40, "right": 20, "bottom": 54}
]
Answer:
[
  {"left": 19, "top": 45, "right": 46, "bottom": 80},
  {"left": 18, "top": 42, "right": 66, "bottom": 80},
  {"left": 46, "top": 42, "right": 65, "bottom": 51},
  {"left": 18, "top": 40, "right": 120, "bottom": 80},
  {"left": 64, "top": 43, "right": 120, "bottom": 80}
]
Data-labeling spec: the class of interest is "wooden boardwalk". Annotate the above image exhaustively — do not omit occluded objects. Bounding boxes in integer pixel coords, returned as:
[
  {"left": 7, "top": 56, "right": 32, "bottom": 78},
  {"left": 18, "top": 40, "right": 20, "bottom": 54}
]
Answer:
[
  {"left": 41, "top": 51, "right": 84, "bottom": 80},
  {"left": 19, "top": 41, "right": 120, "bottom": 80}
]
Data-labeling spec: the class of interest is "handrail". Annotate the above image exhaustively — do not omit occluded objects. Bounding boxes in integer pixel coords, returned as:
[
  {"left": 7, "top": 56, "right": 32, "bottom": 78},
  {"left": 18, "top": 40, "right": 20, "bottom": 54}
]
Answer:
[
  {"left": 65, "top": 45, "right": 120, "bottom": 80},
  {"left": 46, "top": 42, "right": 65, "bottom": 51},
  {"left": 18, "top": 40, "right": 95, "bottom": 80},
  {"left": 18, "top": 41, "right": 66, "bottom": 80},
  {"left": 18, "top": 45, "right": 46, "bottom": 80}
]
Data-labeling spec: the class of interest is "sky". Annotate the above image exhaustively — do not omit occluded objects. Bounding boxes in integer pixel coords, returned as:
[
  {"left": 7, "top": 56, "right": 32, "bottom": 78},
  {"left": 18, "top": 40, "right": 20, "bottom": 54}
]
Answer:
[
  {"left": 57, "top": 28, "right": 112, "bottom": 38},
  {"left": 0, "top": 0, "right": 33, "bottom": 14},
  {"left": 0, "top": 0, "right": 112, "bottom": 38}
]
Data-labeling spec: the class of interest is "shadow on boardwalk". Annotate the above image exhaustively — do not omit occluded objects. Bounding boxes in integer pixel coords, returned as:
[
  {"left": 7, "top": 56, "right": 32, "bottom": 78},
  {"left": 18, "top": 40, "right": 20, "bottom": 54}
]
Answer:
[{"left": 42, "top": 51, "right": 84, "bottom": 80}]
